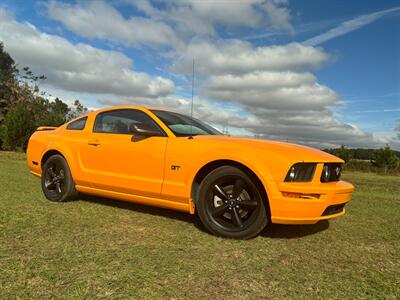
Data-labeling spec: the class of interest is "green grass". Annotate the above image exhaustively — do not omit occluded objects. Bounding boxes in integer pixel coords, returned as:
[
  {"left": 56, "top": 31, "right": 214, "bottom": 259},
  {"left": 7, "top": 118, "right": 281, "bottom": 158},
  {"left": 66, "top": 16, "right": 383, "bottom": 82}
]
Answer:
[{"left": 0, "top": 151, "right": 399, "bottom": 299}]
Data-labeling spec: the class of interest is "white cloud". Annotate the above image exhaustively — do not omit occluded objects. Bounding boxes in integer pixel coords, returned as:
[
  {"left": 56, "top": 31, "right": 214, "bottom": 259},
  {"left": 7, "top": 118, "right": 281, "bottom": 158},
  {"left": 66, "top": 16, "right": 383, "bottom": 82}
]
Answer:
[
  {"left": 46, "top": 0, "right": 293, "bottom": 49},
  {"left": 174, "top": 40, "right": 338, "bottom": 112},
  {"left": 47, "top": 1, "right": 181, "bottom": 48},
  {"left": 303, "top": 6, "right": 400, "bottom": 46},
  {"left": 208, "top": 80, "right": 338, "bottom": 110},
  {"left": 130, "top": 0, "right": 293, "bottom": 38},
  {"left": 263, "top": 0, "right": 293, "bottom": 32},
  {"left": 207, "top": 71, "right": 316, "bottom": 91},
  {"left": 206, "top": 71, "right": 338, "bottom": 111},
  {"left": 170, "top": 39, "right": 397, "bottom": 149},
  {"left": 0, "top": 8, "right": 174, "bottom": 98},
  {"left": 182, "top": 0, "right": 263, "bottom": 28},
  {"left": 174, "top": 41, "right": 328, "bottom": 76}
]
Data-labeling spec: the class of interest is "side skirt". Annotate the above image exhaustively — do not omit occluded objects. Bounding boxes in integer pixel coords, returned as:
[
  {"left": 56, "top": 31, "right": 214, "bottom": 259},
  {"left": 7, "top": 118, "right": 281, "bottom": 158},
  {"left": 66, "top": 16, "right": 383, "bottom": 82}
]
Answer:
[{"left": 75, "top": 185, "right": 191, "bottom": 213}]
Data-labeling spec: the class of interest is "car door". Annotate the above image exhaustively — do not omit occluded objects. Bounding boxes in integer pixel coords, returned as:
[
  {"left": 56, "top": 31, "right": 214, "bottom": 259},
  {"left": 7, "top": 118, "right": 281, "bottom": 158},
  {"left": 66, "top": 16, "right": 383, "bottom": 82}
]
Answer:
[{"left": 79, "top": 109, "right": 168, "bottom": 198}]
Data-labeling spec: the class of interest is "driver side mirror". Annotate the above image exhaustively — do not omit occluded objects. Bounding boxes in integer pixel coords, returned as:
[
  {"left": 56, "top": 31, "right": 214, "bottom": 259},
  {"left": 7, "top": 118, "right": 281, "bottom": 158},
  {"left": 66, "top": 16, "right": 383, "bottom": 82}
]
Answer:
[{"left": 130, "top": 123, "right": 162, "bottom": 142}]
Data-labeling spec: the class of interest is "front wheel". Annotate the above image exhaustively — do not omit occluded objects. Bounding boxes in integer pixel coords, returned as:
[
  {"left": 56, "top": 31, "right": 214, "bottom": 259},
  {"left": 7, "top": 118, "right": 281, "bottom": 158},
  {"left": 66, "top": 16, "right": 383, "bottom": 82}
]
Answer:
[
  {"left": 196, "top": 166, "right": 268, "bottom": 239},
  {"left": 41, "top": 154, "right": 78, "bottom": 202}
]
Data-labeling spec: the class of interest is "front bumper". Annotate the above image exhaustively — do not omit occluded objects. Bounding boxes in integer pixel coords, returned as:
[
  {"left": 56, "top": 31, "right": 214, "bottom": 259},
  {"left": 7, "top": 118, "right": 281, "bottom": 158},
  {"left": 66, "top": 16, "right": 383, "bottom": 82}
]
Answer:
[{"left": 269, "top": 180, "right": 354, "bottom": 225}]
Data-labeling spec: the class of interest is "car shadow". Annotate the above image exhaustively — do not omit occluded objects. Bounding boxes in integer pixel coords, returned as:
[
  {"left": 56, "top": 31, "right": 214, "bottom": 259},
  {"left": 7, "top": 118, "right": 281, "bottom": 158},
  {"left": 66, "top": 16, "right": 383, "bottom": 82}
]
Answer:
[
  {"left": 79, "top": 195, "right": 329, "bottom": 239},
  {"left": 260, "top": 220, "right": 329, "bottom": 239},
  {"left": 78, "top": 194, "right": 209, "bottom": 234}
]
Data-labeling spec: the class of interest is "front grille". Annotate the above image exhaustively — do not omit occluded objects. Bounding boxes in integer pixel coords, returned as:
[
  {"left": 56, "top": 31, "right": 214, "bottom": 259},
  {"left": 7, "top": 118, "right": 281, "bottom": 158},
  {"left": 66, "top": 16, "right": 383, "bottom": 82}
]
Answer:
[
  {"left": 320, "top": 163, "right": 342, "bottom": 182},
  {"left": 322, "top": 203, "right": 346, "bottom": 216}
]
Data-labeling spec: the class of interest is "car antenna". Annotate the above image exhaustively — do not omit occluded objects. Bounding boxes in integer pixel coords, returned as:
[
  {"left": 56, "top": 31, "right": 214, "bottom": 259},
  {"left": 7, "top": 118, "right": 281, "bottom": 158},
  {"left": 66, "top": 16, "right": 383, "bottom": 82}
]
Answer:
[{"left": 189, "top": 58, "right": 195, "bottom": 139}]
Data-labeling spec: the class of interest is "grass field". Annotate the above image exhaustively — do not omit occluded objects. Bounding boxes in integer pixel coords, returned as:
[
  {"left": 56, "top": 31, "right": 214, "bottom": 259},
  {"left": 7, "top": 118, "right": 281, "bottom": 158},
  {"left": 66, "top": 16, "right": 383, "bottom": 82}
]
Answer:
[{"left": 0, "top": 151, "right": 399, "bottom": 299}]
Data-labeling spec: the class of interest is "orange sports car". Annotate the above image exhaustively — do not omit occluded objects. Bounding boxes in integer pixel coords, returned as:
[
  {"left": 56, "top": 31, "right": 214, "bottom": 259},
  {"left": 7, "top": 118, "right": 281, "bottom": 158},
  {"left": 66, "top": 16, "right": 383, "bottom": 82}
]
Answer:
[{"left": 27, "top": 106, "right": 354, "bottom": 239}]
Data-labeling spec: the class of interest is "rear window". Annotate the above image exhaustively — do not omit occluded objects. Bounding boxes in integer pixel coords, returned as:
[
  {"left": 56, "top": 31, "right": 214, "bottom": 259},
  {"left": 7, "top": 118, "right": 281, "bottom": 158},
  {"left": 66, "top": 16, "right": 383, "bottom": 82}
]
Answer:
[{"left": 67, "top": 117, "right": 87, "bottom": 130}]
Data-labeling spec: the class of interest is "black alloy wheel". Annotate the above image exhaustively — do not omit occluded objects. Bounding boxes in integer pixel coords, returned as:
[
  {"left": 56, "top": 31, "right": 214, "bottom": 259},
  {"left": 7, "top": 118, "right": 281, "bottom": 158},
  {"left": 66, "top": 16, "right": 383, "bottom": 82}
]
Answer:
[
  {"left": 197, "top": 166, "right": 268, "bottom": 239},
  {"left": 41, "top": 155, "right": 78, "bottom": 202},
  {"left": 44, "top": 161, "right": 65, "bottom": 195}
]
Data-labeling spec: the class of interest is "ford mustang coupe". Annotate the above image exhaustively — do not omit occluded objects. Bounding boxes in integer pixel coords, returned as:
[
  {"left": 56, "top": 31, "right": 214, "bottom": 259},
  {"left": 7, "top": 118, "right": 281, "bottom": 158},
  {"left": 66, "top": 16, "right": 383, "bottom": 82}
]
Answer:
[{"left": 27, "top": 106, "right": 354, "bottom": 239}]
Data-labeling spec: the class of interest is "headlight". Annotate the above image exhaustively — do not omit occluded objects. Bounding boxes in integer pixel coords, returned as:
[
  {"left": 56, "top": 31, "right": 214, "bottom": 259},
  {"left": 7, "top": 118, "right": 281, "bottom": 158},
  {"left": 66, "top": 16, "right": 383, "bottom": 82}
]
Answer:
[
  {"left": 320, "top": 163, "right": 342, "bottom": 182},
  {"left": 285, "top": 163, "right": 316, "bottom": 182}
]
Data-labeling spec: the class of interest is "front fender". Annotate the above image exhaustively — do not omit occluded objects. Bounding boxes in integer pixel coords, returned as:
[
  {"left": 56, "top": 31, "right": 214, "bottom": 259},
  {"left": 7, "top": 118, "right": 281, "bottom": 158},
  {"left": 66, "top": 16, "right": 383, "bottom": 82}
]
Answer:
[
  {"left": 188, "top": 152, "right": 275, "bottom": 197},
  {"left": 162, "top": 138, "right": 286, "bottom": 205}
]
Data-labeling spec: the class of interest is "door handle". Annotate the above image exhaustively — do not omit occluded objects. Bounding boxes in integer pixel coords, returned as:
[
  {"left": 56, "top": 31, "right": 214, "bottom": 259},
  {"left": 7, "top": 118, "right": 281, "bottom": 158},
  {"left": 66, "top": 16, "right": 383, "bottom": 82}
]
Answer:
[{"left": 88, "top": 139, "right": 100, "bottom": 146}]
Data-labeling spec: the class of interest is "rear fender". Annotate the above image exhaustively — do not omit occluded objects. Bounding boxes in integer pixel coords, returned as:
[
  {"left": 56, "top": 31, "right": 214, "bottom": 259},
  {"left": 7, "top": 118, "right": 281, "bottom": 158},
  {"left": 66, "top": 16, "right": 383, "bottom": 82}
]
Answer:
[{"left": 40, "top": 142, "right": 77, "bottom": 178}]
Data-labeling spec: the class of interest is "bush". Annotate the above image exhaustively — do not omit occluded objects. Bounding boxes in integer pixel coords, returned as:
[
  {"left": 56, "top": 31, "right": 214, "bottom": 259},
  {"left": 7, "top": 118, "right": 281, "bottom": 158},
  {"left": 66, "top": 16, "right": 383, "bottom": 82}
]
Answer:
[
  {"left": 345, "top": 159, "right": 400, "bottom": 175},
  {"left": 335, "top": 145, "right": 352, "bottom": 163},
  {"left": 372, "top": 146, "right": 399, "bottom": 174},
  {"left": 345, "top": 160, "right": 373, "bottom": 172},
  {"left": 2, "top": 102, "right": 36, "bottom": 151}
]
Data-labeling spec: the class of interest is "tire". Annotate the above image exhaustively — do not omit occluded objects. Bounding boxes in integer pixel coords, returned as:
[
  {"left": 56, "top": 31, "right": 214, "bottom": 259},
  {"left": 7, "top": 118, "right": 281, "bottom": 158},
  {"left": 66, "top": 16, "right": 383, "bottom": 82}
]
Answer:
[
  {"left": 41, "top": 154, "right": 78, "bottom": 202},
  {"left": 196, "top": 166, "right": 268, "bottom": 239}
]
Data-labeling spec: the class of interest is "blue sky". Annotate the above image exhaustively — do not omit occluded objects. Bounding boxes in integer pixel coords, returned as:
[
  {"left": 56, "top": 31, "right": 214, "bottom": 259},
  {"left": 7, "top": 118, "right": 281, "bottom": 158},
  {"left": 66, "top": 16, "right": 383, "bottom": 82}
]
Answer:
[{"left": 0, "top": 0, "right": 399, "bottom": 149}]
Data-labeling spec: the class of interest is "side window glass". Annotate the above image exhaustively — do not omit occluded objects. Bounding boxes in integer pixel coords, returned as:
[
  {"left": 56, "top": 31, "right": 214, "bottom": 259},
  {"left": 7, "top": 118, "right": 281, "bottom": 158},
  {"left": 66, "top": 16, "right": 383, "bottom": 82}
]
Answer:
[
  {"left": 66, "top": 117, "right": 87, "bottom": 130},
  {"left": 93, "top": 109, "right": 163, "bottom": 135}
]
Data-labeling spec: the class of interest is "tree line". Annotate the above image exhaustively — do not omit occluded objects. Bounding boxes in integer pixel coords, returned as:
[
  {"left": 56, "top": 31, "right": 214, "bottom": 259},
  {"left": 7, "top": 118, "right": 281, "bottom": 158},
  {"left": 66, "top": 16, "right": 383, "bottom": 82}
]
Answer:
[
  {"left": 324, "top": 145, "right": 400, "bottom": 175},
  {"left": 0, "top": 42, "right": 87, "bottom": 151}
]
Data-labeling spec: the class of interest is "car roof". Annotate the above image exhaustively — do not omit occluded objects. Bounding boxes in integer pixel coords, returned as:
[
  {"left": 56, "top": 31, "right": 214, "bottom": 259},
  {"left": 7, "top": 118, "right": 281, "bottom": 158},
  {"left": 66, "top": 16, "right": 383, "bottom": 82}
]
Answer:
[{"left": 89, "top": 105, "right": 180, "bottom": 115}]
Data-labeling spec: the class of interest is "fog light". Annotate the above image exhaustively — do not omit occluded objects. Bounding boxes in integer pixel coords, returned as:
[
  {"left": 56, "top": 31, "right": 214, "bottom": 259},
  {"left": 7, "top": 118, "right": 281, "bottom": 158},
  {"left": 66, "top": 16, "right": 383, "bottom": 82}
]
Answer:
[{"left": 282, "top": 192, "right": 301, "bottom": 198}]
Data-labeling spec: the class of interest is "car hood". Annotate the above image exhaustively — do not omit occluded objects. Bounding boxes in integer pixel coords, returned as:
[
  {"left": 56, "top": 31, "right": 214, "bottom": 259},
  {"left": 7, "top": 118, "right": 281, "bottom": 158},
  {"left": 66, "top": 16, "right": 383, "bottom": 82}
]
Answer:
[{"left": 193, "top": 135, "right": 342, "bottom": 163}]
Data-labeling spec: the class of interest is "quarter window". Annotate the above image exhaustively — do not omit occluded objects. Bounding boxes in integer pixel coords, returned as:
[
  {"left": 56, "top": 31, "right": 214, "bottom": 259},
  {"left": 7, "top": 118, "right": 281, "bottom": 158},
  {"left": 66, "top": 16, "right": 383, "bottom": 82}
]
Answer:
[
  {"left": 66, "top": 116, "right": 87, "bottom": 130},
  {"left": 93, "top": 109, "right": 164, "bottom": 135}
]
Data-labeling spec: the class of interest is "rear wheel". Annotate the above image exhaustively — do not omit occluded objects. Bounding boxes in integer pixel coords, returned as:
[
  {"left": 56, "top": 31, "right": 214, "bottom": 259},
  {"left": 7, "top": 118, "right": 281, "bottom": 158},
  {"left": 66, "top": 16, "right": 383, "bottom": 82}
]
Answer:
[
  {"left": 41, "top": 155, "right": 78, "bottom": 202},
  {"left": 196, "top": 166, "right": 268, "bottom": 239}
]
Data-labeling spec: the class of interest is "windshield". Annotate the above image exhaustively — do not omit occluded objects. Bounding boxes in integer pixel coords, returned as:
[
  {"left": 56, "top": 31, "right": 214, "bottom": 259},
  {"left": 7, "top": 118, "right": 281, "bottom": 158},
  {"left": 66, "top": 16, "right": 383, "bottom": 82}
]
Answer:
[{"left": 151, "top": 110, "right": 222, "bottom": 137}]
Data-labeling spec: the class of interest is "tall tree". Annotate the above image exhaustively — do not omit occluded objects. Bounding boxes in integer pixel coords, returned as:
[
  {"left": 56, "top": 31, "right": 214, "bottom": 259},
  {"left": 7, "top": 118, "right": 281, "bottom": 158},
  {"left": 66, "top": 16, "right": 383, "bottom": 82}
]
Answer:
[
  {"left": 67, "top": 100, "right": 88, "bottom": 120},
  {"left": 0, "top": 41, "right": 88, "bottom": 150},
  {"left": 0, "top": 48, "right": 73, "bottom": 150},
  {"left": 0, "top": 42, "right": 18, "bottom": 124}
]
